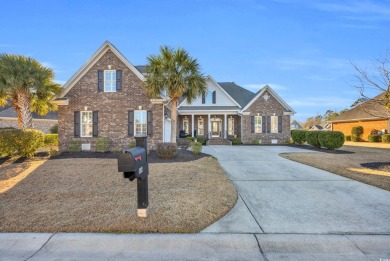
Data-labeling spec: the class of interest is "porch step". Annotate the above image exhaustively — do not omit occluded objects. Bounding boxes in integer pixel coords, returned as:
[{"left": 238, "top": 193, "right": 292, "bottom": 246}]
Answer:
[{"left": 206, "top": 139, "right": 232, "bottom": 146}]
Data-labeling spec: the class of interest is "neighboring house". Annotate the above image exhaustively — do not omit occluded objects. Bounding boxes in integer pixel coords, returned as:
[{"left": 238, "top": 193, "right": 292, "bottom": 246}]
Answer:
[
  {"left": 177, "top": 78, "right": 295, "bottom": 144},
  {"left": 330, "top": 97, "right": 390, "bottom": 141},
  {"left": 0, "top": 107, "right": 57, "bottom": 133},
  {"left": 291, "top": 119, "right": 303, "bottom": 130},
  {"left": 53, "top": 41, "right": 295, "bottom": 151},
  {"left": 309, "top": 125, "right": 323, "bottom": 131}
]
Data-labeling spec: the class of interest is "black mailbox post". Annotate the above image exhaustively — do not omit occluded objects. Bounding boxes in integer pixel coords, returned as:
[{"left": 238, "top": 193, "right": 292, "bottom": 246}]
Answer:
[{"left": 118, "top": 135, "right": 149, "bottom": 218}]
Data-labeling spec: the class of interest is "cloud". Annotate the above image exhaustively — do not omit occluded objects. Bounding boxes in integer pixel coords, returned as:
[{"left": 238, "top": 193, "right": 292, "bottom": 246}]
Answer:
[{"left": 243, "top": 83, "right": 286, "bottom": 92}]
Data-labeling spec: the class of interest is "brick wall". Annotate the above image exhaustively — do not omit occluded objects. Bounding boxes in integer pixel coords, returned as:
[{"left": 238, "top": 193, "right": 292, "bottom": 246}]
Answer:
[
  {"left": 332, "top": 119, "right": 389, "bottom": 141},
  {"left": 242, "top": 90, "right": 291, "bottom": 144},
  {"left": 58, "top": 50, "right": 163, "bottom": 151},
  {"left": 0, "top": 118, "right": 57, "bottom": 133}
]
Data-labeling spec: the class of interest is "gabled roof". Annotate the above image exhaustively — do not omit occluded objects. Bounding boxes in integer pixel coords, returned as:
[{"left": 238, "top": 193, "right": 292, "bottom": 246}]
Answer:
[
  {"left": 331, "top": 93, "right": 390, "bottom": 123},
  {"left": 135, "top": 65, "right": 147, "bottom": 75},
  {"left": 242, "top": 85, "right": 295, "bottom": 113},
  {"left": 291, "top": 119, "right": 303, "bottom": 126},
  {"left": 218, "top": 82, "right": 254, "bottom": 108},
  {"left": 0, "top": 107, "right": 58, "bottom": 120},
  {"left": 58, "top": 41, "right": 145, "bottom": 98}
]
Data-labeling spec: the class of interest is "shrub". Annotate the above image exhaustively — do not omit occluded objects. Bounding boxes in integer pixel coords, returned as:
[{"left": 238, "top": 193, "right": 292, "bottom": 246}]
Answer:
[
  {"left": 231, "top": 137, "right": 242, "bottom": 145},
  {"left": 291, "top": 130, "right": 307, "bottom": 144},
  {"left": 191, "top": 142, "right": 202, "bottom": 155},
  {"left": 382, "top": 134, "right": 390, "bottom": 143},
  {"left": 68, "top": 140, "right": 81, "bottom": 152},
  {"left": 285, "top": 138, "right": 294, "bottom": 144},
  {"left": 110, "top": 145, "right": 122, "bottom": 153},
  {"left": 186, "top": 136, "right": 196, "bottom": 142},
  {"left": 252, "top": 137, "right": 260, "bottom": 145},
  {"left": 345, "top": 135, "right": 351, "bottom": 141},
  {"left": 95, "top": 137, "right": 111, "bottom": 152},
  {"left": 305, "top": 131, "right": 321, "bottom": 147},
  {"left": 351, "top": 126, "right": 364, "bottom": 142},
  {"left": 129, "top": 140, "right": 136, "bottom": 149},
  {"left": 368, "top": 134, "right": 380, "bottom": 143},
  {"left": 0, "top": 129, "right": 20, "bottom": 156},
  {"left": 44, "top": 134, "right": 58, "bottom": 146},
  {"left": 318, "top": 131, "right": 344, "bottom": 150},
  {"left": 50, "top": 124, "right": 58, "bottom": 134},
  {"left": 196, "top": 136, "right": 207, "bottom": 145},
  {"left": 15, "top": 129, "right": 45, "bottom": 158},
  {"left": 156, "top": 143, "right": 177, "bottom": 158},
  {"left": 177, "top": 139, "right": 191, "bottom": 149},
  {"left": 351, "top": 136, "right": 361, "bottom": 142}
]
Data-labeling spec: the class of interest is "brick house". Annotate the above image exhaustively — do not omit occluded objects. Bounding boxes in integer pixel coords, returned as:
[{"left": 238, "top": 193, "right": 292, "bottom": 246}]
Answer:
[
  {"left": 54, "top": 41, "right": 295, "bottom": 151},
  {"left": 330, "top": 96, "right": 390, "bottom": 141}
]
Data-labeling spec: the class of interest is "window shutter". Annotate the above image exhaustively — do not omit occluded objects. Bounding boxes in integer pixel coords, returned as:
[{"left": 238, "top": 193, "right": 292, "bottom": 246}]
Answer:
[
  {"left": 251, "top": 116, "right": 254, "bottom": 133},
  {"left": 93, "top": 111, "right": 98, "bottom": 137},
  {"left": 116, "top": 70, "right": 122, "bottom": 91},
  {"left": 128, "top": 110, "right": 134, "bottom": 136},
  {"left": 212, "top": 91, "right": 216, "bottom": 104},
  {"left": 267, "top": 116, "right": 271, "bottom": 133},
  {"left": 147, "top": 110, "right": 153, "bottom": 136},
  {"left": 278, "top": 116, "right": 282, "bottom": 133},
  {"left": 98, "top": 70, "right": 103, "bottom": 92},
  {"left": 74, "top": 111, "right": 80, "bottom": 137},
  {"left": 202, "top": 92, "right": 205, "bottom": 104},
  {"left": 262, "top": 116, "right": 266, "bottom": 133}
]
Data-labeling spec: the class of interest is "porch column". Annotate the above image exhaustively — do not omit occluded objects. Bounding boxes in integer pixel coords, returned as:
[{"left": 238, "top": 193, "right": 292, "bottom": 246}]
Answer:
[
  {"left": 208, "top": 113, "right": 211, "bottom": 139},
  {"left": 224, "top": 114, "right": 227, "bottom": 139},
  {"left": 191, "top": 114, "right": 194, "bottom": 137}
]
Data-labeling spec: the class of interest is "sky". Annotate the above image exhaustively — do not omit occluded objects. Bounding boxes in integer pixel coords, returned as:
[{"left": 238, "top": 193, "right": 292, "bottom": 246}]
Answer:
[{"left": 1, "top": 0, "right": 389, "bottom": 121}]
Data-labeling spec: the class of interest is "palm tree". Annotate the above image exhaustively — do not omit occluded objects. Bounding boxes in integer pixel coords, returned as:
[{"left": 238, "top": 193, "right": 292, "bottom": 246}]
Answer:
[
  {"left": 144, "top": 46, "right": 207, "bottom": 143},
  {"left": 0, "top": 54, "right": 61, "bottom": 129}
]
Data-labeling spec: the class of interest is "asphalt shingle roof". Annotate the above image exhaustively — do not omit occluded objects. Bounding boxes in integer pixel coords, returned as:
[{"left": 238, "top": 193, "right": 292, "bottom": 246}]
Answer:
[
  {"left": 178, "top": 106, "right": 241, "bottom": 111},
  {"left": 217, "top": 82, "right": 255, "bottom": 107},
  {"left": 0, "top": 107, "right": 58, "bottom": 120},
  {"left": 135, "top": 65, "right": 147, "bottom": 75}
]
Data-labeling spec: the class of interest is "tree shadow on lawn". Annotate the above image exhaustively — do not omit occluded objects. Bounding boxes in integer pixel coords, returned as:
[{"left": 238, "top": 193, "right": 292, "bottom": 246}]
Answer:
[
  {"left": 361, "top": 162, "right": 390, "bottom": 172},
  {"left": 50, "top": 149, "right": 210, "bottom": 163}
]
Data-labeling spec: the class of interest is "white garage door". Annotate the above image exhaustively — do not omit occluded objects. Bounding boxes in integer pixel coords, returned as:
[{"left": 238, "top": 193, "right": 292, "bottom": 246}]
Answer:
[{"left": 164, "top": 118, "right": 171, "bottom": 142}]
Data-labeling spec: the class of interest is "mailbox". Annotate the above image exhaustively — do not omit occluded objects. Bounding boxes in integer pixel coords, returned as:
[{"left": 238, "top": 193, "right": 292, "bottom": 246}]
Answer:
[{"left": 118, "top": 147, "right": 148, "bottom": 180}]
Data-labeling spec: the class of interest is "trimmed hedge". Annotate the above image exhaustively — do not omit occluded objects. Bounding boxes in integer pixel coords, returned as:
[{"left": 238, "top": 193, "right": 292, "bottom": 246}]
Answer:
[
  {"left": 186, "top": 137, "right": 196, "bottom": 142},
  {"left": 67, "top": 140, "right": 81, "bottom": 152},
  {"left": 0, "top": 129, "right": 45, "bottom": 157},
  {"left": 318, "top": 131, "right": 344, "bottom": 150},
  {"left": 156, "top": 143, "right": 178, "bottom": 158},
  {"left": 345, "top": 135, "right": 351, "bottom": 141},
  {"left": 368, "top": 134, "right": 380, "bottom": 143},
  {"left": 190, "top": 142, "right": 202, "bottom": 155},
  {"left": 95, "top": 137, "right": 111, "bottom": 152},
  {"left": 351, "top": 126, "right": 364, "bottom": 142},
  {"left": 305, "top": 131, "right": 321, "bottom": 148},
  {"left": 382, "top": 134, "right": 390, "bottom": 143},
  {"left": 44, "top": 134, "right": 58, "bottom": 146},
  {"left": 351, "top": 136, "right": 361, "bottom": 142},
  {"left": 291, "top": 130, "right": 307, "bottom": 144},
  {"left": 196, "top": 136, "right": 207, "bottom": 145}
]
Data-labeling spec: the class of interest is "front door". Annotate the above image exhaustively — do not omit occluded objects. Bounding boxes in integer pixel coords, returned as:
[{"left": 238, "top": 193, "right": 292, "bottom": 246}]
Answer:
[{"left": 211, "top": 120, "right": 221, "bottom": 137}]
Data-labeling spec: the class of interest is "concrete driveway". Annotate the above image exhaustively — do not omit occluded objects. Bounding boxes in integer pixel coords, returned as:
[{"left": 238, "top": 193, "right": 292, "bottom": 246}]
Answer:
[{"left": 1, "top": 145, "right": 390, "bottom": 260}]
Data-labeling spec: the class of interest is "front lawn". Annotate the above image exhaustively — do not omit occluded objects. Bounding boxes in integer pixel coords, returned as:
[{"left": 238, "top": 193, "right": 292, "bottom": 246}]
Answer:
[
  {"left": 0, "top": 150, "right": 237, "bottom": 233},
  {"left": 281, "top": 145, "right": 390, "bottom": 191}
]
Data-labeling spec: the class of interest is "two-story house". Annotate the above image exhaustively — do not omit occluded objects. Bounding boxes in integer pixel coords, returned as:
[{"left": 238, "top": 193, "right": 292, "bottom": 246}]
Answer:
[{"left": 54, "top": 41, "right": 295, "bottom": 151}]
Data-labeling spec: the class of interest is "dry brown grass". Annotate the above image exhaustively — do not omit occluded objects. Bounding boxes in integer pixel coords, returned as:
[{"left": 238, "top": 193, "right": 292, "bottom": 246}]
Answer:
[
  {"left": 281, "top": 146, "right": 390, "bottom": 191},
  {"left": 0, "top": 156, "right": 237, "bottom": 233}
]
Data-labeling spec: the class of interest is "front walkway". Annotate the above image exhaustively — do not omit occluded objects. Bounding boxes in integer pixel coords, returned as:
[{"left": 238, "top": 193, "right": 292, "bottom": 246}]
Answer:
[{"left": 1, "top": 145, "right": 390, "bottom": 260}]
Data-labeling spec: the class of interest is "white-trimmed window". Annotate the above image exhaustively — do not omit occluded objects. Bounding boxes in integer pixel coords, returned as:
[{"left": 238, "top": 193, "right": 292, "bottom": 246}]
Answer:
[
  {"left": 205, "top": 91, "right": 213, "bottom": 104},
  {"left": 228, "top": 117, "right": 234, "bottom": 135},
  {"left": 104, "top": 70, "right": 116, "bottom": 92},
  {"left": 271, "top": 116, "right": 278, "bottom": 133},
  {"left": 135, "top": 110, "right": 147, "bottom": 135},
  {"left": 254, "top": 116, "right": 262, "bottom": 133},
  {"left": 198, "top": 118, "right": 204, "bottom": 135},
  {"left": 183, "top": 117, "right": 189, "bottom": 134},
  {"left": 81, "top": 111, "right": 93, "bottom": 137}
]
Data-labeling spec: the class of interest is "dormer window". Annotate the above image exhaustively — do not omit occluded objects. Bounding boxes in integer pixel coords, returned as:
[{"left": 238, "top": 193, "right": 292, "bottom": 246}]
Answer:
[{"left": 202, "top": 91, "right": 216, "bottom": 104}]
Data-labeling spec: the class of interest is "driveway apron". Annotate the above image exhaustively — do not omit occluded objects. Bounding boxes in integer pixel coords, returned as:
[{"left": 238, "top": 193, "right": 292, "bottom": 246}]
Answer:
[{"left": 202, "top": 145, "right": 390, "bottom": 235}]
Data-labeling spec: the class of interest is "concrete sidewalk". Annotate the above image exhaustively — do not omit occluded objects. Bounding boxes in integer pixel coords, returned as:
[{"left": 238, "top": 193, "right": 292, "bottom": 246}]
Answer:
[{"left": 1, "top": 145, "right": 390, "bottom": 260}]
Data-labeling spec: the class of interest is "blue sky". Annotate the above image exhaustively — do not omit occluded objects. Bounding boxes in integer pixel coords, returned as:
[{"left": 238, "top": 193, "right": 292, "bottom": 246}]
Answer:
[{"left": 1, "top": 0, "right": 389, "bottom": 121}]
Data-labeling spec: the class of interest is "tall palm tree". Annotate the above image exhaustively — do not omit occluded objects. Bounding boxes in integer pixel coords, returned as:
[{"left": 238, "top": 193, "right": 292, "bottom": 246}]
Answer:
[
  {"left": 144, "top": 46, "right": 207, "bottom": 143},
  {"left": 0, "top": 54, "right": 61, "bottom": 129}
]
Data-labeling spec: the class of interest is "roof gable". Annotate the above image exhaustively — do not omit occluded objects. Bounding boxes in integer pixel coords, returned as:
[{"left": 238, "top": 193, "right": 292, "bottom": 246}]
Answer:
[
  {"left": 242, "top": 85, "right": 295, "bottom": 113},
  {"left": 218, "top": 82, "right": 254, "bottom": 108},
  {"left": 178, "top": 76, "right": 241, "bottom": 108},
  {"left": 59, "top": 41, "right": 145, "bottom": 98}
]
